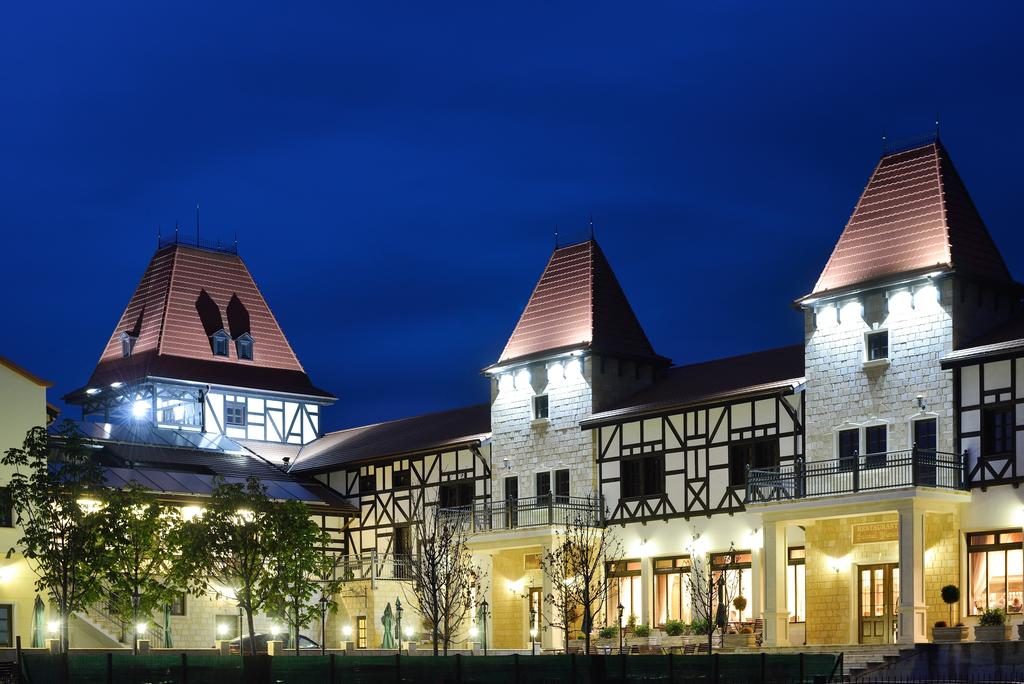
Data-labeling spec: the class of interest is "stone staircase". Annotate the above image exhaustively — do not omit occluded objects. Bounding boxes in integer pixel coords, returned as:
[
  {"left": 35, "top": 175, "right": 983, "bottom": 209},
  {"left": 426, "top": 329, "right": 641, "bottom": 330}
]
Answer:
[{"left": 741, "top": 643, "right": 917, "bottom": 680}]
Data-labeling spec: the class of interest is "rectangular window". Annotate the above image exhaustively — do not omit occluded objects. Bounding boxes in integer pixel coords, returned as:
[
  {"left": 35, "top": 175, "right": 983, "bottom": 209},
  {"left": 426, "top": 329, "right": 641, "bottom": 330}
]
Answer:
[
  {"left": 838, "top": 429, "right": 859, "bottom": 471},
  {"left": 728, "top": 439, "right": 779, "bottom": 487},
  {"left": 392, "top": 468, "right": 410, "bottom": 488},
  {"left": 968, "top": 530, "right": 1024, "bottom": 615},
  {"left": 654, "top": 556, "right": 691, "bottom": 626},
  {"left": 236, "top": 337, "right": 254, "bottom": 360},
  {"left": 555, "top": 469, "right": 570, "bottom": 503},
  {"left": 169, "top": 593, "right": 186, "bottom": 616},
  {"left": 982, "top": 406, "right": 1015, "bottom": 457},
  {"left": 536, "top": 471, "right": 551, "bottom": 503},
  {"left": 621, "top": 454, "right": 665, "bottom": 498},
  {"left": 787, "top": 547, "right": 806, "bottom": 623},
  {"left": 607, "top": 560, "right": 643, "bottom": 626},
  {"left": 359, "top": 472, "right": 376, "bottom": 494},
  {"left": 864, "top": 425, "right": 887, "bottom": 469},
  {"left": 439, "top": 481, "right": 474, "bottom": 509},
  {"left": 0, "top": 488, "right": 12, "bottom": 528},
  {"left": 0, "top": 604, "right": 11, "bottom": 647},
  {"left": 866, "top": 330, "right": 889, "bottom": 361},
  {"left": 356, "top": 616, "right": 367, "bottom": 649},
  {"left": 224, "top": 400, "right": 246, "bottom": 427},
  {"left": 711, "top": 551, "right": 754, "bottom": 622},
  {"left": 213, "top": 335, "right": 229, "bottom": 357},
  {"left": 533, "top": 395, "right": 549, "bottom": 420}
]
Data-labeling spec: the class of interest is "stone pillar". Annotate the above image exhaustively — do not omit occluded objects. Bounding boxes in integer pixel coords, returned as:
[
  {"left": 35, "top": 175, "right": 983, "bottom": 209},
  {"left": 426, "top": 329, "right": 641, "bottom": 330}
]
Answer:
[
  {"left": 898, "top": 505, "right": 928, "bottom": 644},
  {"left": 761, "top": 520, "right": 790, "bottom": 646}
]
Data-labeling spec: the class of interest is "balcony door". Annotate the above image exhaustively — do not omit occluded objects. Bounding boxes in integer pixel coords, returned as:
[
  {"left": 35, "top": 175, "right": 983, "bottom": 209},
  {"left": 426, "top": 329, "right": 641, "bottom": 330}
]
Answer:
[
  {"left": 859, "top": 563, "right": 899, "bottom": 644},
  {"left": 914, "top": 418, "right": 937, "bottom": 486}
]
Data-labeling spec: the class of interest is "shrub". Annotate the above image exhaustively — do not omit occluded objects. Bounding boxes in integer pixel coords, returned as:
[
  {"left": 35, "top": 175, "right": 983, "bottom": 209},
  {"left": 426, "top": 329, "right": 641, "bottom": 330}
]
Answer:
[
  {"left": 732, "top": 596, "right": 748, "bottom": 613},
  {"left": 634, "top": 624, "right": 651, "bottom": 638},
  {"left": 663, "top": 620, "right": 686, "bottom": 637},
  {"left": 941, "top": 585, "right": 960, "bottom": 626},
  {"left": 598, "top": 625, "right": 618, "bottom": 640},
  {"left": 934, "top": 620, "right": 947, "bottom": 628},
  {"left": 626, "top": 614, "right": 638, "bottom": 632},
  {"left": 690, "top": 618, "right": 711, "bottom": 635},
  {"left": 979, "top": 608, "right": 1007, "bottom": 627}
]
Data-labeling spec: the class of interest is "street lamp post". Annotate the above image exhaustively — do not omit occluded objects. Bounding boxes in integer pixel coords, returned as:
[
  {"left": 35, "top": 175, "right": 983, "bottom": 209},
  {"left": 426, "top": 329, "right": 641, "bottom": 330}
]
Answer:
[
  {"left": 481, "top": 599, "right": 489, "bottom": 656},
  {"left": 319, "top": 596, "right": 329, "bottom": 655},
  {"left": 617, "top": 603, "right": 624, "bottom": 655},
  {"left": 131, "top": 591, "right": 140, "bottom": 656},
  {"left": 395, "top": 599, "right": 403, "bottom": 653}
]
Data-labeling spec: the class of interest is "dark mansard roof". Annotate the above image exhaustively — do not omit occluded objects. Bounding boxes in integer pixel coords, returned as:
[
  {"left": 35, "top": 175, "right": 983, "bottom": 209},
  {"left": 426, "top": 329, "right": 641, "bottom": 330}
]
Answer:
[
  {"left": 581, "top": 345, "right": 805, "bottom": 428},
  {"left": 941, "top": 312, "right": 1024, "bottom": 368},
  {"left": 288, "top": 403, "right": 491, "bottom": 474}
]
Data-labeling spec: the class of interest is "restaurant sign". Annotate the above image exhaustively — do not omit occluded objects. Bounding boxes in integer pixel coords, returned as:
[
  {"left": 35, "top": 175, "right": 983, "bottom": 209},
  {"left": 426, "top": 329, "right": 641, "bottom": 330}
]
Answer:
[{"left": 852, "top": 521, "right": 899, "bottom": 545}]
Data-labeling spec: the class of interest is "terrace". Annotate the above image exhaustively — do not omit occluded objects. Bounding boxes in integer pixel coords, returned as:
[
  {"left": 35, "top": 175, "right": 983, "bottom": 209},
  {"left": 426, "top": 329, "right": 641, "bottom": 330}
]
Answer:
[
  {"left": 746, "top": 448, "right": 966, "bottom": 504},
  {"left": 438, "top": 494, "right": 603, "bottom": 533}
]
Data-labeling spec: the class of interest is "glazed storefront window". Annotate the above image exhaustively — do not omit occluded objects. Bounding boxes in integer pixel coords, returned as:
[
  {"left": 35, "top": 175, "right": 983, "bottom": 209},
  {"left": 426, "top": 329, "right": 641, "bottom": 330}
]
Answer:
[
  {"left": 969, "top": 530, "right": 1024, "bottom": 614},
  {"left": 607, "top": 559, "right": 642, "bottom": 626},
  {"left": 787, "top": 547, "right": 805, "bottom": 623},
  {"left": 711, "top": 551, "right": 753, "bottom": 622},
  {"left": 653, "top": 556, "right": 691, "bottom": 626}
]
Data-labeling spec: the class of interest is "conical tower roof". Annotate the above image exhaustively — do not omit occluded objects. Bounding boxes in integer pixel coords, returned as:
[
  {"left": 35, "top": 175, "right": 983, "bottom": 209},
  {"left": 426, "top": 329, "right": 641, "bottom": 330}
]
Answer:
[
  {"left": 493, "top": 239, "right": 667, "bottom": 368},
  {"left": 67, "top": 241, "right": 332, "bottom": 401},
  {"left": 809, "top": 139, "right": 1013, "bottom": 298}
]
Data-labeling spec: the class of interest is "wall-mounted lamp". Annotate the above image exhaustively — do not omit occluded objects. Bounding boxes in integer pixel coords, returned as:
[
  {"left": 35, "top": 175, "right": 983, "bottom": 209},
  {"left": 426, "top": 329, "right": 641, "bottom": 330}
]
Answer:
[{"left": 916, "top": 395, "right": 927, "bottom": 411}]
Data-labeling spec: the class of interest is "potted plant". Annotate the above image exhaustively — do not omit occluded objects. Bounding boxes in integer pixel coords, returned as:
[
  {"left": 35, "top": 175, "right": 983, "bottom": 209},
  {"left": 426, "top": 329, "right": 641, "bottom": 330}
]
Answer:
[
  {"left": 723, "top": 625, "right": 756, "bottom": 649},
  {"left": 933, "top": 586, "right": 968, "bottom": 642},
  {"left": 597, "top": 625, "right": 618, "bottom": 651},
  {"left": 662, "top": 620, "right": 686, "bottom": 648},
  {"left": 629, "top": 623, "right": 652, "bottom": 647},
  {"left": 732, "top": 596, "right": 748, "bottom": 619},
  {"left": 974, "top": 608, "right": 1012, "bottom": 642},
  {"left": 567, "top": 631, "right": 588, "bottom": 653}
]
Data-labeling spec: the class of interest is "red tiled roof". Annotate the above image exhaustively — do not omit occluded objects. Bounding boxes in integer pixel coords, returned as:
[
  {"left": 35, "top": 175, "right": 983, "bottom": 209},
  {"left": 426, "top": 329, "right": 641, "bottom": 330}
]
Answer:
[
  {"left": 581, "top": 345, "right": 805, "bottom": 428},
  {"left": 289, "top": 403, "right": 490, "bottom": 474},
  {"left": 69, "top": 244, "right": 332, "bottom": 400},
  {"left": 495, "top": 240, "right": 665, "bottom": 367},
  {"left": 810, "top": 141, "right": 1012, "bottom": 297}
]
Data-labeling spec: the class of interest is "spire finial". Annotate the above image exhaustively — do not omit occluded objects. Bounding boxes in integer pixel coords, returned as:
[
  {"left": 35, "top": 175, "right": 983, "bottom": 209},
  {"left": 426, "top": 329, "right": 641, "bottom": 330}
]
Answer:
[
  {"left": 554, "top": 224, "right": 559, "bottom": 249},
  {"left": 881, "top": 128, "right": 887, "bottom": 155},
  {"left": 157, "top": 225, "right": 161, "bottom": 248},
  {"left": 935, "top": 112, "right": 941, "bottom": 140},
  {"left": 175, "top": 220, "right": 179, "bottom": 242},
  {"left": 589, "top": 214, "right": 595, "bottom": 241}
]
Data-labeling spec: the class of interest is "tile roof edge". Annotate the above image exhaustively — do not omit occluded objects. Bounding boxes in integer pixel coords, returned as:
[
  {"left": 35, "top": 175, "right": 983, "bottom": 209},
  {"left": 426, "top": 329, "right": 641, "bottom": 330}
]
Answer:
[
  {"left": 580, "top": 377, "right": 804, "bottom": 429},
  {"left": 289, "top": 432, "right": 491, "bottom": 474},
  {"left": 940, "top": 339, "right": 1024, "bottom": 368}
]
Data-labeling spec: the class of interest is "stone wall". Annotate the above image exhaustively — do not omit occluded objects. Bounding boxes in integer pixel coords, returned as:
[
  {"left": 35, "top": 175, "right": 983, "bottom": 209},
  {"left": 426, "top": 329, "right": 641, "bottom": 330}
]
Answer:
[{"left": 924, "top": 511, "right": 960, "bottom": 633}]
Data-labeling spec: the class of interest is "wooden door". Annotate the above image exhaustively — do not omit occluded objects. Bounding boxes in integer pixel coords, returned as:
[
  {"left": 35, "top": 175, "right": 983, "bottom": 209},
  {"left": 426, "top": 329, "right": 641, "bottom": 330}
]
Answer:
[{"left": 859, "top": 564, "right": 899, "bottom": 644}]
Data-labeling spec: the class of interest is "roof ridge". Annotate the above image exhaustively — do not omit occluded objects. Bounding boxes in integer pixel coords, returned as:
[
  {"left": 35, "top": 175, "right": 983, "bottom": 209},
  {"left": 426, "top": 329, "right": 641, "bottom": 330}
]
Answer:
[
  {"left": 155, "top": 245, "right": 179, "bottom": 356},
  {"left": 321, "top": 402, "right": 491, "bottom": 437},
  {"left": 668, "top": 343, "right": 804, "bottom": 372},
  {"left": 235, "top": 252, "right": 305, "bottom": 372},
  {"left": 931, "top": 143, "right": 954, "bottom": 268}
]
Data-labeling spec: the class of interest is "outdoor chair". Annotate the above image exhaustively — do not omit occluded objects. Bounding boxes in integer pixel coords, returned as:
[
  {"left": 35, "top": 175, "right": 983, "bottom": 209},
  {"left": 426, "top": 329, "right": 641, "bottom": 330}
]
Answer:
[
  {"left": 753, "top": 618, "right": 764, "bottom": 647},
  {"left": 683, "top": 644, "right": 696, "bottom": 655},
  {"left": 697, "top": 643, "right": 710, "bottom": 654}
]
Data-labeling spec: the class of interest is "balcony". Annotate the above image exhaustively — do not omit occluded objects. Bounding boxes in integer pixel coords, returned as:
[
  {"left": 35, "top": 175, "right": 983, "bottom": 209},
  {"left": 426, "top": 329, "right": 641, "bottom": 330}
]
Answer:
[
  {"left": 746, "top": 449, "right": 966, "bottom": 504},
  {"left": 438, "top": 494, "right": 603, "bottom": 533},
  {"left": 337, "top": 551, "right": 416, "bottom": 582}
]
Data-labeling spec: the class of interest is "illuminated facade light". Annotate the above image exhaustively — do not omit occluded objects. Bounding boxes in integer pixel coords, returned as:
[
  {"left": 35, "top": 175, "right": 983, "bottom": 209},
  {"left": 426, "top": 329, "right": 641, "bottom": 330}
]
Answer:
[
  {"left": 515, "top": 369, "right": 531, "bottom": 390},
  {"left": 110, "top": 382, "right": 124, "bottom": 389},
  {"left": 132, "top": 401, "right": 149, "bottom": 418},
  {"left": 469, "top": 626, "right": 479, "bottom": 638},
  {"left": 839, "top": 300, "right": 863, "bottom": 326},
  {"left": 498, "top": 373, "right": 514, "bottom": 393},
  {"left": 342, "top": 625, "right": 353, "bottom": 638},
  {"left": 565, "top": 358, "right": 582, "bottom": 378},
  {"left": 914, "top": 284, "right": 940, "bottom": 311},
  {"left": 217, "top": 623, "right": 230, "bottom": 636},
  {"left": 136, "top": 622, "right": 147, "bottom": 635},
  {"left": 48, "top": 621, "right": 60, "bottom": 634},
  {"left": 546, "top": 363, "right": 563, "bottom": 385},
  {"left": 404, "top": 626, "right": 414, "bottom": 638},
  {"left": 86, "top": 388, "right": 100, "bottom": 395},
  {"left": 815, "top": 304, "right": 838, "bottom": 329}
]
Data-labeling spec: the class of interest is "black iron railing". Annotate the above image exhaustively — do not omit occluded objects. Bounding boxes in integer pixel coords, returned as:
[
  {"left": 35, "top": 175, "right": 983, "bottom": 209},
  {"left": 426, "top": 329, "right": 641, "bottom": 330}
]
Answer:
[
  {"left": 746, "top": 449, "right": 966, "bottom": 503},
  {"left": 336, "top": 551, "right": 417, "bottom": 582},
  {"left": 438, "top": 494, "right": 603, "bottom": 532}
]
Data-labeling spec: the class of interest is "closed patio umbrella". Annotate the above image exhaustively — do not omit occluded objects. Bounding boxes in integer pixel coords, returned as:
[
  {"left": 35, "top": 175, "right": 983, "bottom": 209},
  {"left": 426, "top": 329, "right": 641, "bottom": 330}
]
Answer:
[
  {"left": 163, "top": 605, "right": 173, "bottom": 648},
  {"left": 31, "top": 595, "right": 45, "bottom": 648}
]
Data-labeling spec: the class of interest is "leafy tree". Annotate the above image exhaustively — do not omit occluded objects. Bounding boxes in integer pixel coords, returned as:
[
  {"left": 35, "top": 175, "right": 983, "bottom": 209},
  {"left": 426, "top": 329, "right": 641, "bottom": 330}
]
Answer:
[
  {"left": 406, "top": 514, "right": 483, "bottom": 655},
  {"left": 265, "top": 499, "right": 344, "bottom": 656},
  {"left": 100, "top": 483, "right": 181, "bottom": 654},
  {"left": 1, "top": 424, "right": 111, "bottom": 652},
  {"left": 172, "top": 477, "right": 279, "bottom": 655}
]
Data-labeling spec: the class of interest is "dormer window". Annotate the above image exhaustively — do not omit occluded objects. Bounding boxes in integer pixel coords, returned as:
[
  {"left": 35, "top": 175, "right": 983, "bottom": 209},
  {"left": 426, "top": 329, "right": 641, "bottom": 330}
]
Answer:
[
  {"left": 120, "top": 332, "right": 137, "bottom": 358},
  {"left": 211, "top": 330, "right": 230, "bottom": 357},
  {"left": 235, "top": 333, "right": 254, "bottom": 361}
]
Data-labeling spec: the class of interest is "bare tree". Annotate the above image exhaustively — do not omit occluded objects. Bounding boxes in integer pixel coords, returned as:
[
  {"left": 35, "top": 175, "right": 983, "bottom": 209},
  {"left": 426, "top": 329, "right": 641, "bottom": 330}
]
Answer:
[
  {"left": 405, "top": 514, "right": 483, "bottom": 655},
  {"left": 540, "top": 507, "right": 621, "bottom": 655},
  {"left": 686, "top": 537, "right": 739, "bottom": 652}
]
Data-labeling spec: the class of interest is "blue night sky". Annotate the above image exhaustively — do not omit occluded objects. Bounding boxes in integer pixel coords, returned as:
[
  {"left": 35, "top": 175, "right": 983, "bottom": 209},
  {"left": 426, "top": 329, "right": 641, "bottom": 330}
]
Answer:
[{"left": 1, "top": 2, "right": 1022, "bottom": 432}]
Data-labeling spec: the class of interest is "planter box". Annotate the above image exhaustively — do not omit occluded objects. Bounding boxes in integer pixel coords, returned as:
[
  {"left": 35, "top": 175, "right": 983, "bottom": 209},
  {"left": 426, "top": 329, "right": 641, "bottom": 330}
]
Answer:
[
  {"left": 567, "top": 639, "right": 587, "bottom": 653},
  {"left": 723, "top": 633, "right": 756, "bottom": 649},
  {"left": 658, "top": 634, "right": 684, "bottom": 648},
  {"left": 974, "top": 625, "right": 1013, "bottom": 642},
  {"left": 933, "top": 626, "right": 968, "bottom": 643},
  {"left": 595, "top": 638, "right": 619, "bottom": 652}
]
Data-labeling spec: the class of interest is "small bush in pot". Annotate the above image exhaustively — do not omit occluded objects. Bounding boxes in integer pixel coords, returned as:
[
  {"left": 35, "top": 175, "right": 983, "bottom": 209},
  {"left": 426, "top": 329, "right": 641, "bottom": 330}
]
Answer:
[
  {"left": 975, "top": 608, "right": 1012, "bottom": 642},
  {"left": 941, "top": 585, "right": 960, "bottom": 626},
  {"left": 664, "top": 620, "right": 686, "bottom": 637},
  {"left": 732, "top": 596, "right": 748, "bottom": 615},
  {"left": 634, "top": 624, "right": 651, "bottom": 638},
  {"left": 598, "top": 625, "right": 617, "bottom": 640}
]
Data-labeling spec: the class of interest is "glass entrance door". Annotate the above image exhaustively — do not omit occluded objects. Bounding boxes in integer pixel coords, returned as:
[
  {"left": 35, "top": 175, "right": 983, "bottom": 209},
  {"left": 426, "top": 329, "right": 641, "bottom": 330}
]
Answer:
[{"left": 859, "top": 564, "right": 899, "bottom": 644}]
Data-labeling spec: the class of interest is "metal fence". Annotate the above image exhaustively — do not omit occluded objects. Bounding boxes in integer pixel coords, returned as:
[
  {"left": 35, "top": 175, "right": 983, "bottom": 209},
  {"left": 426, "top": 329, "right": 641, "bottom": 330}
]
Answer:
[
  {"left": 337, "top": 552, "right": 416, "bottom": 583},
  {"left": 439, "top": 495, "right": 603, "bottom": 533},
  {"left": 19, "top": 651, "right": 843, "bottom": 684},
  {"left": 747, "top": 449, "right": 965, "bottom": 504}
]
